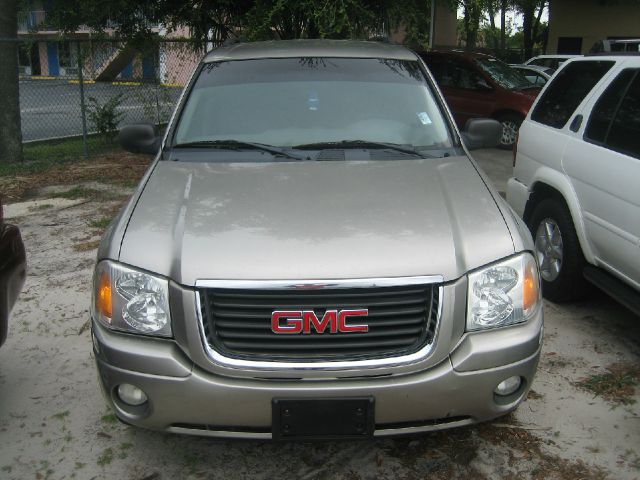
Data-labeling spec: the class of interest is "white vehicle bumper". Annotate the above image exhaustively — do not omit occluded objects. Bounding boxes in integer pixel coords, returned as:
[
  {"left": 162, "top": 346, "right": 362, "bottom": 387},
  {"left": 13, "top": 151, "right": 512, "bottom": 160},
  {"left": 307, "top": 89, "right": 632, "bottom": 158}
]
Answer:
[{"left": 506, "top": 177, "right": 530, "bottom": 219}]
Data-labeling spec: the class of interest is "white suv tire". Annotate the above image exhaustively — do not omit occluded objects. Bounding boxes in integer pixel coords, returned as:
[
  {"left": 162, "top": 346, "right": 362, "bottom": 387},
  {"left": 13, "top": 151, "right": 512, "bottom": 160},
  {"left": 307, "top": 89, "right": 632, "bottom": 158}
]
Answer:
[{"left": 528, "top": 198, "right": 589, "bottom": 302}]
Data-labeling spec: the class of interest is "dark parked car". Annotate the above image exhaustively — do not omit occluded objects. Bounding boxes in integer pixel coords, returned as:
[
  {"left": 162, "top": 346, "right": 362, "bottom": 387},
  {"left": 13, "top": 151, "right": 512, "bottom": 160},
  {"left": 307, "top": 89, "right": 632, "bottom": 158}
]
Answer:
[
  {"left": 420, "top": 50, "right": 541, "bottom": 149},
  {"left": 0, "top": 198, "right": 26, "bottom": 348}
]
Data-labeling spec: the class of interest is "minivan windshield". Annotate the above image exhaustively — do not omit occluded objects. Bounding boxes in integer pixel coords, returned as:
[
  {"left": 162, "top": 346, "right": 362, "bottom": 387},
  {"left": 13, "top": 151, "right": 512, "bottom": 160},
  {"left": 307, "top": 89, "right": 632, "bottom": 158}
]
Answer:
[
  {"left": 475, "top": 58, "right": 533, "bottom": 90},
  {"left": 173, "top": 57, "right": 454, "bottom": 155}
]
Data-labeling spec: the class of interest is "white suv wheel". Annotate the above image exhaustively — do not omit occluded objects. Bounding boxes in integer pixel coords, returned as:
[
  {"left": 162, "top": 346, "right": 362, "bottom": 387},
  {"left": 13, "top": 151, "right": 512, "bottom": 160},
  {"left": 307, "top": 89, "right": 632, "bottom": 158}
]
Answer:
[{"left": 535, "top": 218, "right": 563, "bottom": 282}]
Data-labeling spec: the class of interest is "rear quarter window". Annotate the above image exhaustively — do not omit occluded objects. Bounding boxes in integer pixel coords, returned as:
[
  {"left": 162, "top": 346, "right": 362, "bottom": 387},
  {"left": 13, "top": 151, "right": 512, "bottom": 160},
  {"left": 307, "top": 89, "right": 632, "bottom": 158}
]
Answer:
[
  {"left": 531, "top": 60, "right": 614, "bottom": 129},
  {"left": 585, "top": 69, "right": 636, "bottom": 144},
  {"left": 605, "top": 70, "right": 640, "bottom": 159}
]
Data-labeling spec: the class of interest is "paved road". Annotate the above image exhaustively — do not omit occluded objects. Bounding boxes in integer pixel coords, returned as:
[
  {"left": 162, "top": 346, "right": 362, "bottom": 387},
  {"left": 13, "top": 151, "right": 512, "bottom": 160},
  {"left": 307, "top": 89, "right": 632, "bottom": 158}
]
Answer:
[{"left": 19, "top": 80, "right": 182, "bottom": 142}]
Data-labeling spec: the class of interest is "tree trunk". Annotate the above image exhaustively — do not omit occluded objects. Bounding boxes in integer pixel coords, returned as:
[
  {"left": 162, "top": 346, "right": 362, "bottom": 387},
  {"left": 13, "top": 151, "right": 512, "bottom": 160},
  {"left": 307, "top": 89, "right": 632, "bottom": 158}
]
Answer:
[
  {"left": 532, "top": 1, "right": 546, "bottom": 51},
  {"left": 521, "top": 2, "right": 535, "bottom": 60},
  {"left": 500, "top": 0, "right": 507, "bottom": 51},
  {"left": 463, "top": 1, "right": 480, "bottom": 51},
  {"left": 0, "top": 0, "right": 23, "bottom": 164},
  {"left": 487, "top": 2, "right": 499, "bottom": 50}
]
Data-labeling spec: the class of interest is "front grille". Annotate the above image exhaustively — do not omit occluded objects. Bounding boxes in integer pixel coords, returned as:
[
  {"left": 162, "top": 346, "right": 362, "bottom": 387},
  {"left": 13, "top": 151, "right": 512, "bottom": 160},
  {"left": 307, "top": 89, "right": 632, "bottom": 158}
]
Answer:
[{"left": 198, "top": 282, "right": 440, "bottom": 362}]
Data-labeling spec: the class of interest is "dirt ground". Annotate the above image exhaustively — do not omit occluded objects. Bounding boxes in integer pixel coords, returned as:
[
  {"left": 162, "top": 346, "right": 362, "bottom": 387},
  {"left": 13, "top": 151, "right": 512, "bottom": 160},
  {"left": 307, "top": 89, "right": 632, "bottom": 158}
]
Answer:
[{"left": 0, "top": 150, "right": 639, "bottom": 480}]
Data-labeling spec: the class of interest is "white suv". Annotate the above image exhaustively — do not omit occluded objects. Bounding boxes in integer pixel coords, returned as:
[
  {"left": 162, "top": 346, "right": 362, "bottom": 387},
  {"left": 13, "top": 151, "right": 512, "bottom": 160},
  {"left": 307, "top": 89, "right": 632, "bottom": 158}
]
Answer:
[{"left": 507, "top": 55, "right": 640, "bottom": 314}]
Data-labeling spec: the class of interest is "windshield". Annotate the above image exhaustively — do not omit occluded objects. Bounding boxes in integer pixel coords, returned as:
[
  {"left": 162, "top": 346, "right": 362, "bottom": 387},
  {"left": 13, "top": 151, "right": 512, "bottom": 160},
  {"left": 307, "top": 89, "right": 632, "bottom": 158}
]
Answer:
[
  {"left": 173, "top": 57, "right": 453, "bottom": 154},
  {"left": 475, "top": 58, "right": 532, "bottom": 90}
]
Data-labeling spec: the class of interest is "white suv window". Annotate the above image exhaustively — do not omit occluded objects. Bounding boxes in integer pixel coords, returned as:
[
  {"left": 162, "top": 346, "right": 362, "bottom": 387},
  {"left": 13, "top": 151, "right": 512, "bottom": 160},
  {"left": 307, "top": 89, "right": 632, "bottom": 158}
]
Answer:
[
  {"left": 585, "top": 69, "right": 636, "bottom": 144},
  {"left": 605, "top": 71, "right": 640, "bottom": 159},
  {"left": 531, "top": 60, "right": 614, "bottom": 129}
]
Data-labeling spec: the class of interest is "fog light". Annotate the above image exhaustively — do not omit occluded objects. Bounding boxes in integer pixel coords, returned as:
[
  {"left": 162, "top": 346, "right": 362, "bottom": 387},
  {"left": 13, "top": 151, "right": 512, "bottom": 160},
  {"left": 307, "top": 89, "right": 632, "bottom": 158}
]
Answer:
[
  {"left": 494, "top": 376, "right": 522, "bottom": 396},
  {"left": 117, "top": 384, "right": 148, "bottom": 406}
]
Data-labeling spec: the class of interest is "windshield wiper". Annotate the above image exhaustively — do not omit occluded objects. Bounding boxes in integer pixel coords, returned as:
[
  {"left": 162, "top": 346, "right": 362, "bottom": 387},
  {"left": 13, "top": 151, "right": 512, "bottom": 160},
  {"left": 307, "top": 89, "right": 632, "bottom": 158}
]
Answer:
[
  {"left": 172, "top": 140, "right": 304, "bottom": 160},
  {"left": 292, "top": 140, "right": 432, "bottom": 158}
]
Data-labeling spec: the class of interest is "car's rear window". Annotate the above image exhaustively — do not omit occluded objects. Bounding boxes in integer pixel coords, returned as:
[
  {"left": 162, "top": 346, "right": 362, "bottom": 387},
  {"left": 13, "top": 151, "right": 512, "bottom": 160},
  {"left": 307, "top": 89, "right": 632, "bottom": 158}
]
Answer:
[
  {"left": 531, "top": 60, "right": 614, "bottom": 129},
  {"left": 586, "top": 69, "right": 640, "bottom": 159},
  {"left": 585, "top": 69, "right": 636, "bottom": 144},
  {"left": 173, "top": 57, "right": 453, "bottom": 152}
]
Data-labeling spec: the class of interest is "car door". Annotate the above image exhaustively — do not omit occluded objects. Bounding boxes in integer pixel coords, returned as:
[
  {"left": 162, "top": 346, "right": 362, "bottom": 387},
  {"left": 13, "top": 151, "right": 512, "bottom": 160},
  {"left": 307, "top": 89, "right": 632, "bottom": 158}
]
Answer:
[
  {"left": 562, "top": 68, "right": 640, "bottom": 287},
  {"left": 436, "top": 57, "right": 497, "bottom": 128}
]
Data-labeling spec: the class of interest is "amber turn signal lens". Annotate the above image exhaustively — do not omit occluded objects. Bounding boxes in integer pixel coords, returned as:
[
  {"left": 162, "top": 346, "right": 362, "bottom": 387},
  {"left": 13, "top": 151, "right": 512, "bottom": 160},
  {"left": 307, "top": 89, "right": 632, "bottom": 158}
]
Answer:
[
  {"left": 97, "top": 272, "right": 112, "bottom": 318},
  {"left": 523, "top": 262, "right": 539, "bottom": 312}
]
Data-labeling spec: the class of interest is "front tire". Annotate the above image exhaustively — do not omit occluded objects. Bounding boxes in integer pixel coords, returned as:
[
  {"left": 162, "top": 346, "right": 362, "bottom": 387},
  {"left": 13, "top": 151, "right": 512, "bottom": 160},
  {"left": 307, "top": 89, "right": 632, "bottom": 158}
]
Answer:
[
  {"left": 497, "top": 113, "right": 523, "bottom": 150},
  {"left": 528, "top": 198, "right": 588, "bottom": 302}
]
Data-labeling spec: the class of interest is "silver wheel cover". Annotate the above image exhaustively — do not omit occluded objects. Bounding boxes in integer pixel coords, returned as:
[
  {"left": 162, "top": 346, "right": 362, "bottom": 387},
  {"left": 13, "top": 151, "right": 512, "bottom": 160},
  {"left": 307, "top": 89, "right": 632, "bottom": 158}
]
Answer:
[
  {"left": 500, "top": 120, "right": 519, "bottom": 146},
  {"left": 535, "top": 218, "right": 564, "bottom": 282}
]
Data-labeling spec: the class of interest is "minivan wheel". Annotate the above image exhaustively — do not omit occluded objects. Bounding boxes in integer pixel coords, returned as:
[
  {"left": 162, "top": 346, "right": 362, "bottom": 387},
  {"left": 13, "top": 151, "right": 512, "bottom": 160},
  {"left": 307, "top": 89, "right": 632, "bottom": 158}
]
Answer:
[
  {"left": 528, "top": 199, "right": 588, "bottom": 302},
  {"left": 497, "top": 113, "right": 522, "bottom": 150}
]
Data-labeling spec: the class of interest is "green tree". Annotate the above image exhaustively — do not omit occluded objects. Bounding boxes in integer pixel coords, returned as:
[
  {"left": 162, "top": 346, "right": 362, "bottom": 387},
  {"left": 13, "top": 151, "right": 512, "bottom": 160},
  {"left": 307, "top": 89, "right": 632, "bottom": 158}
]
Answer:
[
  {"left": 48, "top": 0, "right": 436, "bottom": 48},
  {"left": 458, "top": 0, "right": 483, "bottom": 50},
  {"left": 512, "top": 0, "right": 546, "bottom": 59}
]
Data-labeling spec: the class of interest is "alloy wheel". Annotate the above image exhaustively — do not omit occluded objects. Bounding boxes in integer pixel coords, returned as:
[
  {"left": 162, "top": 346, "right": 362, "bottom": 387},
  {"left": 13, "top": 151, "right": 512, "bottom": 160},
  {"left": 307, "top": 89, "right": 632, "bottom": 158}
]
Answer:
[
  {"left": 535, "top": 218, "right": 564, "bottom": 282},
  {"left": 500, "top": 120, "right": 519, "bottom": 147}
]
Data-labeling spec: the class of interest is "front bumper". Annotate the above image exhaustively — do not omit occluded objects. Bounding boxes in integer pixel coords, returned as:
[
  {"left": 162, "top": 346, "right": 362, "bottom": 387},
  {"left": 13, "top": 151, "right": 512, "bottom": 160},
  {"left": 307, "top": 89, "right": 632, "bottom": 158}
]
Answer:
[
  {"left": 92, "top": 309, "right": 543, "bottom": 439},
  {"left": 506, "top": 177, "right": 530, "bottom": 219}
]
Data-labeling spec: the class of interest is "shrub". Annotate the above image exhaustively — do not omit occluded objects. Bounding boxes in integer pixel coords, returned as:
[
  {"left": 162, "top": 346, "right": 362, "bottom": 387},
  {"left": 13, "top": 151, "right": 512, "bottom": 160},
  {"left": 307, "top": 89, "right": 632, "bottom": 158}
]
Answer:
[{"left": 87, "top": 94, "right": 125, "bottom": 142}]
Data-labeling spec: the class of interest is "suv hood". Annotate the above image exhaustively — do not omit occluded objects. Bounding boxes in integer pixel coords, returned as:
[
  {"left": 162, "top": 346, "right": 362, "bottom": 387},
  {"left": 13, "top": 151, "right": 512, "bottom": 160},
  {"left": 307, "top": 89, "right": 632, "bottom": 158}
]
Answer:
[{"left": 119, "top": 157, "right": 514, "bottom": 285}]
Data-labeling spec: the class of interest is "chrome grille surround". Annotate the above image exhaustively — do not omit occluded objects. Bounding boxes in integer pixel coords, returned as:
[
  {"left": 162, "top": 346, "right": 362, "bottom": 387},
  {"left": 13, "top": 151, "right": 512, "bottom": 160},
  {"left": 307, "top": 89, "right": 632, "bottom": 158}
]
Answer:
[{"left": 194, "top": 276, "right": 443, "bottom": 371}]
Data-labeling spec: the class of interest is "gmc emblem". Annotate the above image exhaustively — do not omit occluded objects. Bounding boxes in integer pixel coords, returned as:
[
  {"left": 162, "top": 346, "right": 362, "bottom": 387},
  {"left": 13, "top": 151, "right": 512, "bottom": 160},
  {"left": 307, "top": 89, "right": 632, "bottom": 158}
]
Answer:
[{"left": 271, "top": 309, "right": 369, "bottom": 334}]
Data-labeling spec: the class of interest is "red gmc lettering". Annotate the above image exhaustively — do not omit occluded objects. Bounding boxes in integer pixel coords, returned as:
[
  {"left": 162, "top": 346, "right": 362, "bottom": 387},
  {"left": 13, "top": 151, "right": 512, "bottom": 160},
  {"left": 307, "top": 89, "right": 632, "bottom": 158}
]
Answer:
[
  {"left": 271, "top": 309, "right": 369, "bottom": 334},
  {"left": 271, "top": 311, "right": 303, "bottom": 334},
  {"left": 303, "top": 310, "right": 337, "bottom": 333},
  {"left": 338, "top": 309, "right": 369, "bottom": 332}
]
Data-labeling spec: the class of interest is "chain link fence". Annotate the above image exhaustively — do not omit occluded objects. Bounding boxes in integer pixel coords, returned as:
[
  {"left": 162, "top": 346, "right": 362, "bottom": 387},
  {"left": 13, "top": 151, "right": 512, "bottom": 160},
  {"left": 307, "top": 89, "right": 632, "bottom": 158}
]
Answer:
[
  {"left": 9, "top": 37, "right": 542, "bottom": 163},
  {"left": 12, "top": 37, "right": 210, "bottom": 160}
]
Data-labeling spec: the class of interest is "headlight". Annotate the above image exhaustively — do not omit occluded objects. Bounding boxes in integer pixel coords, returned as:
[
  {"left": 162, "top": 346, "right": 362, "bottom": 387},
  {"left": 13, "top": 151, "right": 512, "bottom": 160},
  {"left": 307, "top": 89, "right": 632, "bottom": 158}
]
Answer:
[
  {"left": 467, "top": 253, "right": 540, "bottom": 331},
  {"left": 92, "top": 261, "right": 172, "bottom": 336}
]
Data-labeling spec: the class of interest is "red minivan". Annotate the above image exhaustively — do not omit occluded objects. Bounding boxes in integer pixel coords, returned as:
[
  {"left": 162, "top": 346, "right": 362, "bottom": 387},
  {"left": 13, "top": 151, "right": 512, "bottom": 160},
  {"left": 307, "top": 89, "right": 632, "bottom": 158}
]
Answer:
[{"left": 420, "top": 50, "right": 541, "bottom": 149}]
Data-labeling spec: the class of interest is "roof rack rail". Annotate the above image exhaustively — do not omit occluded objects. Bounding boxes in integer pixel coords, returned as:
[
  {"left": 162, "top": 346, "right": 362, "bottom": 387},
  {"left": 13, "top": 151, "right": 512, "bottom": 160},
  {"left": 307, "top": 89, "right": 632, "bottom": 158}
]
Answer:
[{"left": 585, "top": 52, "right": 640, "bottom": 57}]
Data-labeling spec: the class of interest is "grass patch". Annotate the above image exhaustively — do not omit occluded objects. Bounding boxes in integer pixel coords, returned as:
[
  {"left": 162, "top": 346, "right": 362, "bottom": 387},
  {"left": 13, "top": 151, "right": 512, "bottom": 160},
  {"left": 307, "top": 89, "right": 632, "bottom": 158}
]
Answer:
[
  {"left": 101, "top": 413, "right": 118, "bottom": 424},
  {"left": 0, "top": 137, "right": 120, "bottom": 177},
  {"left": 51, "top": 186, "right": 101, "bottom": 200},
  {"left": 89, "top": 216, "right": 112, "bottom": 230},
  {"left": 97, "top": 447, "right": 114, "bottom": 467},
  {"left": 576, "top": 362, "right": 640, "bottom": 405}
]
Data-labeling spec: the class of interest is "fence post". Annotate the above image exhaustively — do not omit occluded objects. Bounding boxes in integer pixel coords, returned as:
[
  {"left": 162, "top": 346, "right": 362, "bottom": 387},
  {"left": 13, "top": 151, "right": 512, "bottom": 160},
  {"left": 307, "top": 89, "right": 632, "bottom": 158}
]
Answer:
[{"left": 77, "top": 41, "right": 89, "bottom": 160}]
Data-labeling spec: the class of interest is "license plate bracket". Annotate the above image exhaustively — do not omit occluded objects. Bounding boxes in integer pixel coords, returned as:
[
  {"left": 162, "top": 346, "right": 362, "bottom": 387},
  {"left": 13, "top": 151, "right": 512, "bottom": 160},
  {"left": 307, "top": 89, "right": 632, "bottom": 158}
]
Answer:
[{"left": 272, "top": 397, "right": 374, "bottom": 440}]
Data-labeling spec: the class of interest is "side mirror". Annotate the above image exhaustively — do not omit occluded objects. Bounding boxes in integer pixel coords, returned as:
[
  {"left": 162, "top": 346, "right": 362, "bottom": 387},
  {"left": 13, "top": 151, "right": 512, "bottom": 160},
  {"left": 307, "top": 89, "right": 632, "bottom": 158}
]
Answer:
[
  {"left": 118, "top": 124, "right": 161, "bottom": 155},
  {"left": 461, "top": 118, "right": 502, "bottom": 150}
]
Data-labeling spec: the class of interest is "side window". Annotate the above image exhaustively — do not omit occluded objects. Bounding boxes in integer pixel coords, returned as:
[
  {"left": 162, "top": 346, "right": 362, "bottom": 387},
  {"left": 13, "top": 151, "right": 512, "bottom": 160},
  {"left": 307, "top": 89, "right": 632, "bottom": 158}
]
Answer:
[
  {"left": 606, "top": 71, "right": 640, "bottom": 158},
  {"left": 585, "top": 69, "right": 636, "bottom": 144},
  {"left": 446, "top": 59, "right": 487, "bottom": 90},
  {"left": 531, "top": 61, "right": 614, "bottom": 128},
  {"left": 425, "top": 58, "right": 445, "bottom": 84}
]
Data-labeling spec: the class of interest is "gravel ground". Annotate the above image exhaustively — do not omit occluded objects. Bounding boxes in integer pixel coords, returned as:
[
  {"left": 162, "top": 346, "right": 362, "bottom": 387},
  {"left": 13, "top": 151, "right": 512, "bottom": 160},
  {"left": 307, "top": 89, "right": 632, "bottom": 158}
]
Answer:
[{"left": 0, "top": 150, "right": 639, "bottom": 480}]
